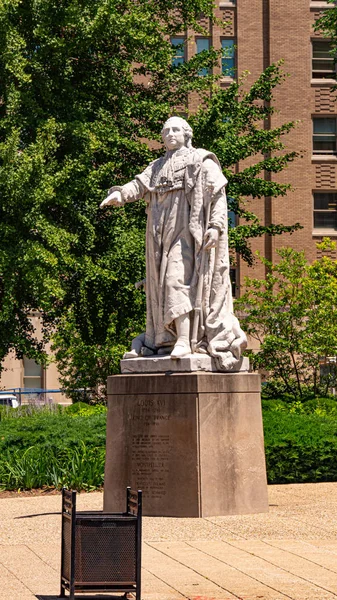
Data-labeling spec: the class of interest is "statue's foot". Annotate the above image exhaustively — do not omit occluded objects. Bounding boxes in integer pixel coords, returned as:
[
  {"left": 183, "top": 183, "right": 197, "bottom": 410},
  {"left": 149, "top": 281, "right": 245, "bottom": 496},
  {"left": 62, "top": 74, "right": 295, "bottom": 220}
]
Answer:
[
  {"left": 123, "top": 349, "right": 140, "bottom": 359},
  {"left": 223, "top": 353, "right": 238, "bottom": 370},
  {"left": 171, "top": 340, "right": 191, "bottom": 359}
]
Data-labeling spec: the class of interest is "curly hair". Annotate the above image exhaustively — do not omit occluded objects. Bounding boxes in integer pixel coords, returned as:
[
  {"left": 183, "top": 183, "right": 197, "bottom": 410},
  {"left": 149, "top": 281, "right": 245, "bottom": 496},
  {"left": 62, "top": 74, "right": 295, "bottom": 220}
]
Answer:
[{"left": 161, "top": 116, "right": 193, "bottom": 148}]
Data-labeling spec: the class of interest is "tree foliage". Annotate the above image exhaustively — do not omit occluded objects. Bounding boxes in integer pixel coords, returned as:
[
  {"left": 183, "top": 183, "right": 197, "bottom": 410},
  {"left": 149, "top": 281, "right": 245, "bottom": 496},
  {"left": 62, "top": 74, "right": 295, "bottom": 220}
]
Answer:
[
  {"left": 236, "top": 239, "right": 337, "bottom": 399},
  {"left": 191, "top": 64, "right": 301, "bottom": 264},
  {"left": 0, "top": 0, "right": 301, "bottom": 398},
  {"left": 315, "top": 2, "right": 337, "bottom": 60}
]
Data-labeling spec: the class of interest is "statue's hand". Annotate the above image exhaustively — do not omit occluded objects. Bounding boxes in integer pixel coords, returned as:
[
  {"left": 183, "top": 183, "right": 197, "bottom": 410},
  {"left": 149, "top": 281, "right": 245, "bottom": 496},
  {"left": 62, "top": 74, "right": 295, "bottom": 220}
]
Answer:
[
  {"left": 204, "top": 227, "right": 219, "bottom": 250},
  {"left": 100, "top": 190, "right": 123, "bottom": 208}
]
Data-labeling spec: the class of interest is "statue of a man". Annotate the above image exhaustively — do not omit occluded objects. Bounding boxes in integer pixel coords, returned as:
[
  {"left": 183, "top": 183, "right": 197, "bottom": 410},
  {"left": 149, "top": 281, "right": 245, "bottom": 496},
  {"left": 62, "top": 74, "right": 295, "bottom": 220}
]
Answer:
[{"left": 100, "top": 116, "right": 247, "bottom": 370}]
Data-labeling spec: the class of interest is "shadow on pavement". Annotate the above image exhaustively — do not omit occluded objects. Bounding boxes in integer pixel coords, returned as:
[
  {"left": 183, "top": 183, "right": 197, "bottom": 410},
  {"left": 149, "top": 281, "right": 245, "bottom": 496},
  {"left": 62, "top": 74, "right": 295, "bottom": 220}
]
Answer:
[{"left": 16, "top": 512, "right": 60, "bottom": 519}]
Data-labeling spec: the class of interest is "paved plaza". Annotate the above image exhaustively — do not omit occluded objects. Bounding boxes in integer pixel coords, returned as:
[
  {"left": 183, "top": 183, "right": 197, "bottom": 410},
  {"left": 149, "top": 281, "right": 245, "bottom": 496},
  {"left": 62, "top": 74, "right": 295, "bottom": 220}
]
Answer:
[{"left": 1, "top": 483, "right": 337, "bottom": 599}]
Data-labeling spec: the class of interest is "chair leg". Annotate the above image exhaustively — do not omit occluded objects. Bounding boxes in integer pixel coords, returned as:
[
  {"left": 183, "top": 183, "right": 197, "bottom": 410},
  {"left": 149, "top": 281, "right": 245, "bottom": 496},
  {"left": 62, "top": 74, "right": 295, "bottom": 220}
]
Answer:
[{"left": 69, "top": 582, "right": 75, "bottom": 600}]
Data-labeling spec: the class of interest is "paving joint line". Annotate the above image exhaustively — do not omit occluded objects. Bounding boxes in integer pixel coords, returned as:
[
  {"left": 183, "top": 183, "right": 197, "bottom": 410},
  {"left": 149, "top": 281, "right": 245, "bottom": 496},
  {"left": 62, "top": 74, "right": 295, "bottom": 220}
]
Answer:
[
  {"left": 145, "top": 541, "right": 242, "bottom": 600},
  {"left": 297, "top": 539, "right": 337, "bottom": 558},
  {"left": 193, "top": 537, "right": 337, "bottom": 598},
  {"left": 185, "top": 541, "right": 294, "bottom": 600},
  {"left": 260, "top": 538, "right": 337, "bottom": 575},
  {"left": 0, "top": 556, "right": 35, "bottom": 596},
  {"left": 142, "top": 564, "right": 189, "bottom": 599},
  {"left": 205, "top": 515, "right": 337, "bottom": 569},
  {"left": 27, "top": 543, "right": 59, "bottom": 573}
]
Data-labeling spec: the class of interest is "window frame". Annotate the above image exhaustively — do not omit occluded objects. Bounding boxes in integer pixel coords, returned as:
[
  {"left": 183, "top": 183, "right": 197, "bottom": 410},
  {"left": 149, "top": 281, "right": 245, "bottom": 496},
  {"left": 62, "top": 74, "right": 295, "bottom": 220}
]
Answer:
[
  {"left": 171, "top": 36, "right": 186, "bottom": 68},
  {"left": 312, "top": 39, "right": 336, "bottom": 81},
  {"left": 195, "top": 37, "right": 211, "bottom": 76},
  {"left": 23, "top": 356, "right": 43, "bottom": 390},
  {"left": 313, "top": 117, "right": 337, "bottom": 155},
  {"left": 221, "top": 38, "right": 236, "bottom": 79},
  {"left": 313, "top": 191, "right": 337, "bottom": 232},
  {"left": 230, "top": 267, "right": 237, "bottom": 298}
]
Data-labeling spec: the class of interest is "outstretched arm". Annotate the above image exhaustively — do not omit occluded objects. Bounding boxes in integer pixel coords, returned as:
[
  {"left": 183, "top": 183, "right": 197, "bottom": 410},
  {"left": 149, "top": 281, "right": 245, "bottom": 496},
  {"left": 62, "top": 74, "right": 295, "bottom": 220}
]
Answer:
[
  {"left": 100, "top": 179, "right": 145, "bottom": 209},
  {"left": 100, "top": 189, "right": 123, "bottom": 208}
]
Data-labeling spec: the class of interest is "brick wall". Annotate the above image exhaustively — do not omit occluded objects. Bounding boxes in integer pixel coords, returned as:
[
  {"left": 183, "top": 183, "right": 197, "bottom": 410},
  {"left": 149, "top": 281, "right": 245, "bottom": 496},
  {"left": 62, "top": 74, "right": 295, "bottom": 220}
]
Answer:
[{"left": 177, "top": 2, "right": 337, "bottom": 288}]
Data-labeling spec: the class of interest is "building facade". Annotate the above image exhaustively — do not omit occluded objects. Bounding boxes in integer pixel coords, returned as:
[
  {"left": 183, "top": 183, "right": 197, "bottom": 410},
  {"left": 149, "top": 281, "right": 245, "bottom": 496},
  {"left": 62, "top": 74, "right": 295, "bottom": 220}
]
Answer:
[
  {"left": 0, "top": 315, "right": 68, "bottom": 404},
  {"left": 1, "top": 1, "right": 336, "bottom": 396},
  {"left": 177, "top": 0, "right": 337, "bottom": 289}
]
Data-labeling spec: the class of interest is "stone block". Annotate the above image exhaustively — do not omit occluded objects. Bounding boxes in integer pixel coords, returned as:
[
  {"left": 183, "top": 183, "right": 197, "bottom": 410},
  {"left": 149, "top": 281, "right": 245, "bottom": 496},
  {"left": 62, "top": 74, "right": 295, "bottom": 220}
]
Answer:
[
  {"left": 120, "top": 354, "right": 250, "bottom": 374},
  {"left": 104, "top": 372, "right": 268, "bottom": 517}
]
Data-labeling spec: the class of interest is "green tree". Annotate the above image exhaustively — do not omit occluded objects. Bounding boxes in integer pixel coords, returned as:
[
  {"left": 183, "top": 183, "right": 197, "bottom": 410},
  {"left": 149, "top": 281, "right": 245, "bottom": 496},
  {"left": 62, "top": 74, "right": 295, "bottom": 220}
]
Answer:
[
  {"left": 315, "top": 3, "right": 337, "bottom": 62},
  {"left": 0, "top": 0, "right": 217, "bottom": 373},
  {"left": 0, "top": 0, "right": 300, "bottom": 399},
  {"left": 235, "top": 239, "right": 337, "bottom": 399}
]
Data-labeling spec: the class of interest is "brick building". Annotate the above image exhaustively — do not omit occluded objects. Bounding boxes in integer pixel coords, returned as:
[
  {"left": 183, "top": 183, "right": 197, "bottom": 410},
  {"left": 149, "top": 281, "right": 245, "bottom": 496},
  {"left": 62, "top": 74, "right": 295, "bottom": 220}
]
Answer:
[
  {"left": 174, "top": 0, "right": 337, "bottom": 291},
  {"left": 2, "top": 1, "right": 336, "bottom": 395}
]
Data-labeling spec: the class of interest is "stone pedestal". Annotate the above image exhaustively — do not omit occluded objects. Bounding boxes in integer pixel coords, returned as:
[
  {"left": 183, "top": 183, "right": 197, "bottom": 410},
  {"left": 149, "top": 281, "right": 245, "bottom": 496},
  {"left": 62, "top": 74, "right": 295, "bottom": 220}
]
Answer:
[{"left": 104, "top": 372, "right": 269, "bottom": 517}]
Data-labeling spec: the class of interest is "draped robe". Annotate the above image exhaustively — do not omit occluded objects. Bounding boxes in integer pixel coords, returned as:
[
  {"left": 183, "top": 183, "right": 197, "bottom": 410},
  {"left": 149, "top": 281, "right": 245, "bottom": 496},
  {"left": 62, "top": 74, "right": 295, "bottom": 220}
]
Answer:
[{"left": 114, "top": 145, "right": 246, "bottom": 370}]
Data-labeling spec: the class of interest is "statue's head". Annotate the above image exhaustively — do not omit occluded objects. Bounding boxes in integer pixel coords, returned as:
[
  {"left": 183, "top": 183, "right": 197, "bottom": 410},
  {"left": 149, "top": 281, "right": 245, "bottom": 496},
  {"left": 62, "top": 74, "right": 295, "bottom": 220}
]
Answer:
[{"left": 161, "top": 116, "right": 193, "bottom": 151}]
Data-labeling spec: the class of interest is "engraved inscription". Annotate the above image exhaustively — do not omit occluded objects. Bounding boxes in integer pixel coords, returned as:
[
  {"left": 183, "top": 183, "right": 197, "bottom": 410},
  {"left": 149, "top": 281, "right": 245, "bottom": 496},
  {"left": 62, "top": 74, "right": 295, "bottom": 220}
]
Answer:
[
  {"left": 131, "top": 399, "right": 172, "bottom": 500},
  {"left": 131, "top": 397, "right": 171, "bottom": 424}
]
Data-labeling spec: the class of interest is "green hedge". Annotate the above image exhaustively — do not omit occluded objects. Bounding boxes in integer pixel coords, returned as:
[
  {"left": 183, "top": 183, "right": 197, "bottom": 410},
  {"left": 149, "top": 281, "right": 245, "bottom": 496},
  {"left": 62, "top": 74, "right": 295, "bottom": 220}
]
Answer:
[
  {"left": 0, "top": 406, "right": 107, "bottom": 491},
  {"left": 264, "top": 411, "right": 337, "bottom": 484},
  {"left": 1, "top": 402, "right": 337, "bottom": 490},
  {"left": 0, "top": 412, "right": 106, "bottom": 452}
]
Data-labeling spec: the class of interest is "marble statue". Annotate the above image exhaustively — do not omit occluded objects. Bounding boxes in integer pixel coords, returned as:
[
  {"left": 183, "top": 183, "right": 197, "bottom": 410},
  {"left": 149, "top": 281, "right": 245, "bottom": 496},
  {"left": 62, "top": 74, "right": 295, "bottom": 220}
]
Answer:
[{"left": 100, "top": 117, "right": 247, "bottom": 370}]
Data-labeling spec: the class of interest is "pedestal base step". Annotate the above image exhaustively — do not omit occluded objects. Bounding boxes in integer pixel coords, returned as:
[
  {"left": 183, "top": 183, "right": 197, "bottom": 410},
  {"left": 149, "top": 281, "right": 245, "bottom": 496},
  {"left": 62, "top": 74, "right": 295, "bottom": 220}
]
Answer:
[{"left": 120, "top": 354, "right": 249, "bottom": 374}]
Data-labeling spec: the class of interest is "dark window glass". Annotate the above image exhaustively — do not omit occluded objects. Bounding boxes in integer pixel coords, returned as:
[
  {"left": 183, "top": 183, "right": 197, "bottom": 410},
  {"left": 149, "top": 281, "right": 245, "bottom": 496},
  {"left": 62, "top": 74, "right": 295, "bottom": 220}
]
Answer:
[
  {"left": 171, "top": 37, "right": 185, "bottom": 67},
  {"left": 196, "top": 38, "right": 210, "bottom": 76},
  {"left": 312, "top": 41, "right": 336, "bottom": 79},
  {"left": 314, "top": 192, "right": 337, "bottom": 230},
  {"left": 230, "top": 268, "right": 237, "bottom": 298},
  {"left": 228, "top": 210, "right": 236, "bottom": 228},
  {"left": 222, "top": 39, "right": 235, "bottom": 77},
  {"left": 313, "top": 118, "right": 337, "bottom": 154}
]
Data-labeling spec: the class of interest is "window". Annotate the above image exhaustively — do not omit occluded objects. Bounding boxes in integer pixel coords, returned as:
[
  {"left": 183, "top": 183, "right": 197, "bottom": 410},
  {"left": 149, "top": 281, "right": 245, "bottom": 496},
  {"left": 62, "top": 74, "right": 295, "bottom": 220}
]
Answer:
[
  {"left": 228, "top": 209, "right": 236, "bottom": 228},
  {"left": 222, "top": 39, "right": 235, "bottom": 78},
  {"left": 23, "top": 356, "right": 43, "bottom": 390},
  {"left": 314, "top": 192, "right": 337, "bottom": 230},
  {"left": 230, "top": 268, "right": 237, "bottom": 298},
  {"left": 312, "top": 40, "right": 336, "bottom": 79},
  {"left": 196, "top": 38, "right": 210, "bottom": 76},
  {"left": 171, "top": 37, "right": 185, "bottom": 67},
  {"left": 313, "top": 118, "right": 337, "bottom": 154}
]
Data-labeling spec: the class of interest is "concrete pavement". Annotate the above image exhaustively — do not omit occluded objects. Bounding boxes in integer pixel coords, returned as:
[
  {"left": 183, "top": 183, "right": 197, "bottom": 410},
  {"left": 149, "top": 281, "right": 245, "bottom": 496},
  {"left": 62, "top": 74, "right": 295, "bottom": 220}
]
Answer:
[{"left": 1, "top": 483, "right": 337, "bottom": 599}]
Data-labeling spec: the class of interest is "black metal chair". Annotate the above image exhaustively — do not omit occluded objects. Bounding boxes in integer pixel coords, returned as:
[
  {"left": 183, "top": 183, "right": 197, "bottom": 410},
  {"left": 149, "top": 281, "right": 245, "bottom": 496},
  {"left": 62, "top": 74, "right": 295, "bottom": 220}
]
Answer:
[{"left": 60, "top": 487, "right": 142, "bottom": 600}]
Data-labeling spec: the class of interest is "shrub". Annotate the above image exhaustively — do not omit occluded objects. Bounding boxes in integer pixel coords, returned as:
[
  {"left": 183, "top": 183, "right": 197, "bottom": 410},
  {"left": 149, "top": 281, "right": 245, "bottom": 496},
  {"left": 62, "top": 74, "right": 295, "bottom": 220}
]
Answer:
[
  {"left": 2, "top": 400, "right": 337, "bottom": 491},
  {"left": 0, "top": 407, "right": 107, "bottom": 491},
  {"left": 0, "top": 443, "right": 105, "bottom": 491},
  {"left": 237, "top": 242, "right": 337, "bottom": 400},
  {"left": 0, "top": 409, "right": 106, "bottom": 454},
  {"left": 263, "top": 410, "right": 337, "bottom": 483}
]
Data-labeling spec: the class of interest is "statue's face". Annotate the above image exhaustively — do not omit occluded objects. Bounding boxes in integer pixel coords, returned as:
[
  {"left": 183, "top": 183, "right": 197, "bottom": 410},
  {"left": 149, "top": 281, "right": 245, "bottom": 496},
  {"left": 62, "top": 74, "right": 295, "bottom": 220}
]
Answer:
[{"left": 162, "top": 119, "right": 186, "bottom": 150}]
